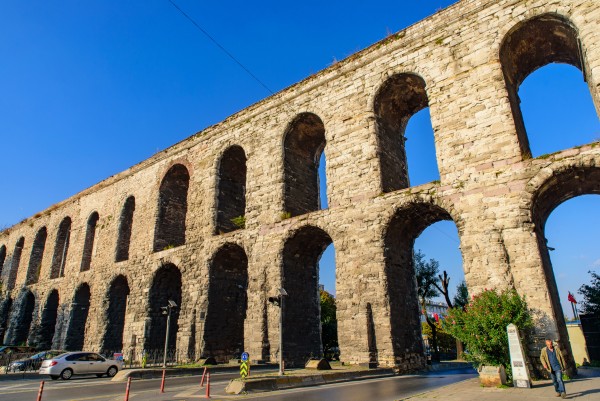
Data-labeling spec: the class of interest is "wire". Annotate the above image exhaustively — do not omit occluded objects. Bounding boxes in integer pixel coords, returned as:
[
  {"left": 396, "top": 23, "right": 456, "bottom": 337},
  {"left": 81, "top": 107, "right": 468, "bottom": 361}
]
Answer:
[{"left": 167, "top": 0, "right": 275, "bottom": 95}]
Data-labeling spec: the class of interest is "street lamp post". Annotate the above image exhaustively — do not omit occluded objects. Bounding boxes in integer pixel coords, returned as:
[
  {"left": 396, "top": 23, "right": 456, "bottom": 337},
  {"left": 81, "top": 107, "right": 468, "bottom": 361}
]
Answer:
[
  {"left": 162, "top": 300, "right": 177, "bottom": 368},
  {"left": 269, "top": 288, "right": 288, "bottom": 375}
]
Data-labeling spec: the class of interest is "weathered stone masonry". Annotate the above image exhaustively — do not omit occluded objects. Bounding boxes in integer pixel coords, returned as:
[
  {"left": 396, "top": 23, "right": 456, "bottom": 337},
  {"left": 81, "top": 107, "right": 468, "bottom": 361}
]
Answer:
[{"left": 1, "top": 0, "right": 599, "bottom": 374}]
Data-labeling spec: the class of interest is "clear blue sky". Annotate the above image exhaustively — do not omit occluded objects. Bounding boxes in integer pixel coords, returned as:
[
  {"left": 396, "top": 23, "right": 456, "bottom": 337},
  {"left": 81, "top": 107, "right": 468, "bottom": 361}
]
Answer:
[{"left": 1, "top": 1, "right": 599, "bottom": 317}]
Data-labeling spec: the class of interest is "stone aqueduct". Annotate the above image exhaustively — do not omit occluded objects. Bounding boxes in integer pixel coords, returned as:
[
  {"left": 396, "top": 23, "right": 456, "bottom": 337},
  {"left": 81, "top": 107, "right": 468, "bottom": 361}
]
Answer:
[{"left": 1, "top": 0, "right": 599, "bottom": 372}]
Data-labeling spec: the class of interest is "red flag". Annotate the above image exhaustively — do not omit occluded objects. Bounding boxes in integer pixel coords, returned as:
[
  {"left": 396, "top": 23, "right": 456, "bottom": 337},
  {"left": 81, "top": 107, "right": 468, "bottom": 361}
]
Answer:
[
  {"left": 568, "top": 292, "right": 577, "bottom": 304},
  {"left": 433, "top": 313, "right": 440, "bottom": 322}
]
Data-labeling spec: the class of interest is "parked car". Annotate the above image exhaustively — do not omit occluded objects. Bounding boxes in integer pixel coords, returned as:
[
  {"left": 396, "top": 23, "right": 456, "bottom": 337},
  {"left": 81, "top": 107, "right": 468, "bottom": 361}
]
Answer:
[
  {"left": 0, "top": 346, "right": 37, "bottom": 369},
  {"left": 8, "top": 350, "right": 64, "bottom": 372},
  {"left": 39, "top": 352, "right": 123, "bottom": 380}
]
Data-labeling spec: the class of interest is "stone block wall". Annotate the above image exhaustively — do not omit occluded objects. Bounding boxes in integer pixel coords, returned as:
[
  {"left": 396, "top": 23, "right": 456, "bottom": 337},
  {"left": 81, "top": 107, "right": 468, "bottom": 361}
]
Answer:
[{"left": 0, "top": 0, "right": 598, "bottom": 373}]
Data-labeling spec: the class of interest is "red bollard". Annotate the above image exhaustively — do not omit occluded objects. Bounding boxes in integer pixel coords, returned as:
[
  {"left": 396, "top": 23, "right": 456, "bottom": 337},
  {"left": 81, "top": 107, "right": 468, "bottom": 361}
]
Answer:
[
  {"left": 205, "top": 371, "right": 210, "bottom": 398},
  {"left": 36, "top": 380, "right": 45, "bottom": 401},
  {"left": 124, "top": 377, "right": 131, "bottom": 401},
  {"left": 200, "top": 366, "right": 207, "bottom": 387},
  {"left": 160, "top": 369, "right": 166, "bottom": 393}
]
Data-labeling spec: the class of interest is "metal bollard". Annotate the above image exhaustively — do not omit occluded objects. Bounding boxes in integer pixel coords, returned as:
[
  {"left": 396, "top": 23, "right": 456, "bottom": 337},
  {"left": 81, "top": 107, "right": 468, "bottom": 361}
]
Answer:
[
  {"left": 160, "top": 369, "right": 166, "bottom": 393},
  {"left": 205, "top": 371, "right": 210, "bottom": 398},
  {"left": 36, "top": 380, "right": 45, "bottom": 401},
  {"left": 124, "top": 377, "right": 131, "bottom": 401},
  {"left": 200, "top": 366, "right": 207, "bottom": 387}
]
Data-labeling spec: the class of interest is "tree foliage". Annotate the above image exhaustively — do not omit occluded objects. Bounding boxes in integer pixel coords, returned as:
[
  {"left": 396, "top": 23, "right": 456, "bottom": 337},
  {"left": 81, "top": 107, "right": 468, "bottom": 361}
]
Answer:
[
  {"left": 320, "top": 289, "right": 338, "bottom": 354},
  {"left": 578, "top": 271, "right": 600, "bottom": 316},
  {"left": 453, "top": 281, "right": 469, "bottom": 310},
  {"left": 443, "top": 288, "right": 532, "bottom": 377}
]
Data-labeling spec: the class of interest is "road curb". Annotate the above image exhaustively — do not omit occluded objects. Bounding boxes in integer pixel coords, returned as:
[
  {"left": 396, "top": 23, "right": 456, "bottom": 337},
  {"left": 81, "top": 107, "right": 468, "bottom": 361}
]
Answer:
[
  {"left": 111, "top": 364, "right": 276, "bottom": 382},
  {"left": 225, "top": 368, "right": 396, "bottom": 394}
]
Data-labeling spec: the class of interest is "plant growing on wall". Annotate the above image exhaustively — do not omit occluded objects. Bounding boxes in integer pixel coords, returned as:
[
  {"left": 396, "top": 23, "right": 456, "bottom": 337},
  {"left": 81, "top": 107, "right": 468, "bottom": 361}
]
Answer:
[
  {"left": 443, "top": 288, "right": 533, "bottom": 379},
  {"left": 230, "top": 215, "right": 246, "bottom": 229}
]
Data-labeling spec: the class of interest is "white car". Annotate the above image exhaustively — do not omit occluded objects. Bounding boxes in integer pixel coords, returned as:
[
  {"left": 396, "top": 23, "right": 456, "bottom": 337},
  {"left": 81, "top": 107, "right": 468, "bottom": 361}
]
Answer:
[{"left": 39, "top": 352, "right": 123, "bottom": 380}]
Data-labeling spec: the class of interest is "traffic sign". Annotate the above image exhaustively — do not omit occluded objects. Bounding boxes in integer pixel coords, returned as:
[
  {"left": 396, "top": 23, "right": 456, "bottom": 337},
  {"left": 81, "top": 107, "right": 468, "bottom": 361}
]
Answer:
[
  {"left": 241, "top": 352, "right": 249, "bottom": 362},
  {"left": 240, "top": 361, "right": 249, "bottom": 379}
]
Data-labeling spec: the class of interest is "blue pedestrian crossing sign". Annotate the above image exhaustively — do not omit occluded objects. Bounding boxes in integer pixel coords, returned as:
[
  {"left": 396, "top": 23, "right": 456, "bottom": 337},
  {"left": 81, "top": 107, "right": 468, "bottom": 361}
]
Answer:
[{"left": 241, "top": 352, "right": 249, "bottom": 362}]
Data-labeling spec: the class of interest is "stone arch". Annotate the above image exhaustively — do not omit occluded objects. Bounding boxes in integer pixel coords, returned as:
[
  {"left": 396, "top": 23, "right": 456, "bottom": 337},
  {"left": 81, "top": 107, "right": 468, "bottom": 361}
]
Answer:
[
  {"left": 383, "top": 202, "right": 458, "bottom": 366},
  {"left": 146, "top": 263, "right": 182, "bottom": 351},
  {"left": 0, "top": 297, "right": 12, "bottom": 343},
  {"left": 80, "top": 212, "right": 99, "bottom": 271},
  {"left": 374, "top": 73, "right": 431, "bottom": 192},
  {"left": 101, "top": 275, "right": 130, "bottom": 352},
  {"left": 154, "top": 164, "right": 189, "bottom": 251},
  {"left": 26, "top": 227, "right": 47, "bottom": 285},
  {"left": 0, "top": 244, "right": 6, "bottom": 277},
  {"left": 203, "top": 243, "right": 248, "bottom": 362},
  {"left": 528, "top": 165, "right": 600, "bottom": 360},
  {"left": 37, "top": 289, "right": 59, "bottom": 350},
  {"left": 283, "top": 113, "right": 327, "bottom": 217},
  {"left": 281, "top": 225, "right": 333, "bottom": 366},
  {"left": 12, "top": 291, "right": 35, "bottom": 345},
  {"left": 65, "top": 283, "right": 91, "bottom": 351},
  {"left": 7, "top": 237, "right": 25, "bottom": 291},
  {"left": 499, "top": 13, "right": 599, "bottom": 158},
  {"left": 116, "top": 196, "right": 135, "bottom": 262},
  {"left": 215, "top": 146, "right": 247, "bottom": 234},
  {"left": 50, "top": 217, "right": 71, "bottom": 279}
]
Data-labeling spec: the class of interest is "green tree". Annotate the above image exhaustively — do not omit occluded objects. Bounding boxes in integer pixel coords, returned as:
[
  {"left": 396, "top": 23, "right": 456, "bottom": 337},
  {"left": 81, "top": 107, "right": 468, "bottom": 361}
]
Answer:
[
  {"left": 320, "top": 289, "right": 338, "bottom": 357},
  {"left": 578, "top": 271, "right": 600, "bottom": 316},
  {"left": 414, "top": 250, "right": 441, "bottom": 362},
  {"left": 453, "top": 281, "right": 469, "bottom": 310},
  {"left": 443, "top": 288, "right": 533, "bottom": 379}
]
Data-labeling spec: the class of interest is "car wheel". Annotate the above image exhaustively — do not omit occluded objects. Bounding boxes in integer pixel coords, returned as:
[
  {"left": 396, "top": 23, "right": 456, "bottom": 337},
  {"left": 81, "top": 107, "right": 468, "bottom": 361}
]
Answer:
[
  {"left": 50, "top": 375, "right": 59, "bottom": 381},
  {"left": 96, "top": 373, "right": 104, "bottom": 378},
  {"left": 106, "top": 366, "right": 118, "bottom": 378},
  {"left": 60, "top": 368, "right": 73, "bottom": 380}
]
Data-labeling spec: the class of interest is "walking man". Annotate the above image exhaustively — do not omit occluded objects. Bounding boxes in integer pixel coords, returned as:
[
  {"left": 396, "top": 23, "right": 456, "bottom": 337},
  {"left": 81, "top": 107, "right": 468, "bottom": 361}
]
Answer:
[{"left": 540, "top": 339, "right": 567, "bottom": 398}]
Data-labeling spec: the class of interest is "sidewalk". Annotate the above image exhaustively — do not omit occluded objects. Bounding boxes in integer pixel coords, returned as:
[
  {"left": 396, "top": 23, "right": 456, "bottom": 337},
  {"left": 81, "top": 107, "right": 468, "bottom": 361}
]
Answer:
[{"left": 401, "top": 367, "right": 600, "bottom": 400}]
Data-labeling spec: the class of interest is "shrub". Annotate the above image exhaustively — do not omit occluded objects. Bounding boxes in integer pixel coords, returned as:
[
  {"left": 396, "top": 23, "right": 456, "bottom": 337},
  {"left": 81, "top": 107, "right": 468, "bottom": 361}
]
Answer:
[{"left": 443, "top": 288, "right": 533, "bottom": 378}]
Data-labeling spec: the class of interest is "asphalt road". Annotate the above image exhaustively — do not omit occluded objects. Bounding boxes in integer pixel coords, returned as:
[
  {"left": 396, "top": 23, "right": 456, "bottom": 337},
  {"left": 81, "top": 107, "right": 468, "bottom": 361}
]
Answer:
[{"left": 0, "top": 368, "right": 476, "bottom": 401}]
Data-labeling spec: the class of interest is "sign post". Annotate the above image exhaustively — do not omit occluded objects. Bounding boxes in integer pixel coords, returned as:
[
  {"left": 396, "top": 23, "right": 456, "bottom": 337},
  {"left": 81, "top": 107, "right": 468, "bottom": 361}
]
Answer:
[
  {"left": 240, "top": 352, "right": 250, "bottom": 379},
  {"left": 507, "top": 323, "right": 532, "bottom": 388}
]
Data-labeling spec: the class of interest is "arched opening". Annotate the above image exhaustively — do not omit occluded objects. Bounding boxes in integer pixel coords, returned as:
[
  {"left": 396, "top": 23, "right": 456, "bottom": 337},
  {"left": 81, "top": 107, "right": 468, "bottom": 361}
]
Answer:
[
  {"left": 12, "top": 291, "right": 35, "bottom": 345},
  {"left": 0, "top": 297, "right": 13, "bottom": 342},
  {"left": 154, "top": 164, "right": 189, "bottom": 251},
  {"left": 414, "top": 219, "right": 465, "bottom": 361},
  {"left": 26, "top": 227, "right": 47, "bottom": 285},
  {"left": 318, "top": 242, "right": 337, "bottom": 361},
  {"left": 384, "top": 203, "right": 457, "bottom": 365},
  {"left": 146, "top": 264, "right": 182, "bottom": 352},
  {"left": 281, "top": 226, "right": 333, "bottom": 366},
  {"left": 80, "top": 212, "right": 99, "bottom": 271},
  {"left": 544, "top": 196, "right": 600, "bottom": 320},
  {"left": 65, "top": 283, "right": 91, "bottom": 351},
  {"left": 116, "top": 196, "right": 135, "bottom": 262},
  {"left": 215, "top": 146, "right": 247, "bottom": 234},
  {"left": 500, "top": 14, "right": 599, "bottom": 158},
  {"left": 50, "top": 217, "right": 71, "bottom": 279},
  {"left": 0, "top": 245, "right": 6, "bottom": 277},
  {"left": 203, "top": 244, "right": 248, "bottom": 362},
  {"left": 37, "top": 290, "right": 59, "bottom": 350},
  {"left": 101, "top": 275, "right": 130, "bottom": 352},
  {"left": 374, "top": 73, "right": 437, "bottom": 192},
  {"left": 7, "top": 237, "right": 25, "bottom": 291},
  {"left": 531, "top": 166, "right": 600, "bottom": 364},
  {"left": 283, "top": 113, "right": 327, "bottom": 217},
  {"left": 519, "top": 64, "right": 600, "bottom": 157}
]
